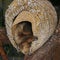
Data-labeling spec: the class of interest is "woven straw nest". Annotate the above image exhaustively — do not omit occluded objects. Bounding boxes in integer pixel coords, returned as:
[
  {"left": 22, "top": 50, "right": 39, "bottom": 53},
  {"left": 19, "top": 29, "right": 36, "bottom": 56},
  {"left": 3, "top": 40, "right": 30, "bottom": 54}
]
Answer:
[{"left": 5, "top": 0, "right": 57, "bottom": 55}]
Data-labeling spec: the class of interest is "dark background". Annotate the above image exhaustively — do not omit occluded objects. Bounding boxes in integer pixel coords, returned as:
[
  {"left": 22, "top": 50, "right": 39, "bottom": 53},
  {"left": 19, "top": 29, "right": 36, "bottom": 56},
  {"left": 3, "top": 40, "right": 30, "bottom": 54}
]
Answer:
[{"left": 50, "top": 0, "right": 60, "bottom": 6}]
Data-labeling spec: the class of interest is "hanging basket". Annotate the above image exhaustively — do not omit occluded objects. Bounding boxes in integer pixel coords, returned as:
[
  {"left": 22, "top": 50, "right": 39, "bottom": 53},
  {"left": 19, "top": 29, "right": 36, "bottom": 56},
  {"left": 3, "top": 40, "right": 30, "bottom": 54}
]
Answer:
[{"left": 5, "top": 0, "right": 57, "bottom": 55}]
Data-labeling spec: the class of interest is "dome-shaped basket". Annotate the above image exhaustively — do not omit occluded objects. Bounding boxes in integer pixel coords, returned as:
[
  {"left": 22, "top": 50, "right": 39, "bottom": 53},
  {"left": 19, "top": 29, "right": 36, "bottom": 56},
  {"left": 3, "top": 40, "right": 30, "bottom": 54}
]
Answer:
[{"left": 5, "top": 0, "right": 57, "bottom": 55}]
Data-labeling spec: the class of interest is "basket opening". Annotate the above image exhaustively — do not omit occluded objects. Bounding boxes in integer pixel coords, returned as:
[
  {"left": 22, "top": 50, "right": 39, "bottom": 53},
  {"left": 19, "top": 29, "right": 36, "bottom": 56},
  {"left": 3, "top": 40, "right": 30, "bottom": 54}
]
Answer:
[
  {"left": 15, "top": 21, "right": 38, "bottom": 54},
  {"left": 18, "top": 21, "right": 33, "bottom": 35},
  {"left": 17, "top": 21, "right": 38, "bottom": 42}
]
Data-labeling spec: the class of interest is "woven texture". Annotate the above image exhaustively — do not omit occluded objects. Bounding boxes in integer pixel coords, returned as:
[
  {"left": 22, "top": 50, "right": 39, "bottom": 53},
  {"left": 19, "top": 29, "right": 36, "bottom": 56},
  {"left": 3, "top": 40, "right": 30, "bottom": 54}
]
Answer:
[{"left": 5, "top": 0, "right": 57, "bottom": 54}]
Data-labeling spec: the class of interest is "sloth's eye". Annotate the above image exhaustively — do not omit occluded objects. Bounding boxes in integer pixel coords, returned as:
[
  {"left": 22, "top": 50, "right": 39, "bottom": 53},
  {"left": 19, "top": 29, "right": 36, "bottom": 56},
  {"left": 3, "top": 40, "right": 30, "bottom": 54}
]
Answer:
[{"left": 18, "top": 33, "right": 25, "bottom": 37}]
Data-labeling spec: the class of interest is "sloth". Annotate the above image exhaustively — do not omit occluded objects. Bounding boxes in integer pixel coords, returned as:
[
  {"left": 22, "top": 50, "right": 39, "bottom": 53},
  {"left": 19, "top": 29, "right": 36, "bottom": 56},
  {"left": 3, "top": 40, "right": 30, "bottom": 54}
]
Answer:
[{"left": 14, "top": 21, "right": 38, "bottom": 54}]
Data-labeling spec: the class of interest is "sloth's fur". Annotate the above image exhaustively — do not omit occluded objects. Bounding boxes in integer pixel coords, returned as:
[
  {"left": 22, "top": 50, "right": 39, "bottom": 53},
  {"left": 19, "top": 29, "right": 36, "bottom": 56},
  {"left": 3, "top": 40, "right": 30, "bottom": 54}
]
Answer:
[{"left": 14, "top": 21, "right": 38, "bottom": 54}]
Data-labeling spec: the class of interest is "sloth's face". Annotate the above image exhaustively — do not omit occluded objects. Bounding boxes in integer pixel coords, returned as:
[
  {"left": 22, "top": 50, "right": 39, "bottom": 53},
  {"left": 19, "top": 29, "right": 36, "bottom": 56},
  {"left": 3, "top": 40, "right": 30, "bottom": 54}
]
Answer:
[{"left": 14, "top": 21, "right": 38, "bottom": 54}]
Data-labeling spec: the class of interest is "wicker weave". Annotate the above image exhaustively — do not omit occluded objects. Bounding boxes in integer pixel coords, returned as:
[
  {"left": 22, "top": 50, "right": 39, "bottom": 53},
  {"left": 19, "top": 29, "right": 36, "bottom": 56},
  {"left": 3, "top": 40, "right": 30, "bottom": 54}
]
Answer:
[{"left": 5, "top": 0, "right": 57, "bottom": 55}]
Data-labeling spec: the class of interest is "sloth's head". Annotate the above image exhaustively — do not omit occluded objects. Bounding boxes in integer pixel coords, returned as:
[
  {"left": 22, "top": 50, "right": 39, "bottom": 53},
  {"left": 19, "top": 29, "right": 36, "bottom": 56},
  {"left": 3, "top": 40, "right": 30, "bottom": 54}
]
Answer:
[{"left": 15, "top": 21, "right": 38, "bottom": 54}]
